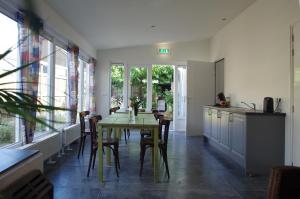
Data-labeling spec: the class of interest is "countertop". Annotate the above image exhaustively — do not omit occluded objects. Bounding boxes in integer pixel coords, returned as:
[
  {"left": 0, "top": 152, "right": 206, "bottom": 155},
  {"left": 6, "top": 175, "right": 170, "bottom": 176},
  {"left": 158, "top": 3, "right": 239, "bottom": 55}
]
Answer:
[{"left": 203, "top": 105, "right": 286, "bottom": 116}]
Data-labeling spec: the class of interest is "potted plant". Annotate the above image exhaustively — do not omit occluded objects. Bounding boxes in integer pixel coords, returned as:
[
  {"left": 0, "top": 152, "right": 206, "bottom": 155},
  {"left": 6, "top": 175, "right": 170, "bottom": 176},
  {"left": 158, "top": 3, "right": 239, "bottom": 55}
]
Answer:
[{"left": 130, "top": 96, "right": 142, "bottom": 116}]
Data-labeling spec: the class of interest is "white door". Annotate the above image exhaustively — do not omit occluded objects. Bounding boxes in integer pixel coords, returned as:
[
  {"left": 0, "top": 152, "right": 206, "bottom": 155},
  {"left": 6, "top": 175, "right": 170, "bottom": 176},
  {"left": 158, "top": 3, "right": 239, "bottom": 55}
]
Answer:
[
  {"left": 293, "top": 22, "right": 300, "bottom": 166},
  {"left": 174, "top": 65, "right": 187, "bottom": 131},
  {"left": 186, "top": 61, "right": 214, "bottom": 136}
]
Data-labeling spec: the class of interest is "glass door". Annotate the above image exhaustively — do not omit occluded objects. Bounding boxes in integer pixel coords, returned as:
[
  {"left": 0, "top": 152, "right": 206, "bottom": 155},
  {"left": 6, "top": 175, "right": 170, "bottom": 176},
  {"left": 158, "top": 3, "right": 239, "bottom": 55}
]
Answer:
[
  {"left": 129, "top": 66, "right": 148, "bottom": 110},
  {"left": 174, "top": 65, "right": 187, "bottom": 131}
]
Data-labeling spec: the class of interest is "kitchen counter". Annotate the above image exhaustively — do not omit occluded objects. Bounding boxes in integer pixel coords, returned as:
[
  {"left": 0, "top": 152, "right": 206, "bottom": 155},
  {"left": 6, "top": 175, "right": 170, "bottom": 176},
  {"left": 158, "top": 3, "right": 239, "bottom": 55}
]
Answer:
[
  {"left": 203, "top": 105, "right": 286, "bottom": 116},
  {"left": 203, "top": 106, "right": 285, "bottom": 175}
]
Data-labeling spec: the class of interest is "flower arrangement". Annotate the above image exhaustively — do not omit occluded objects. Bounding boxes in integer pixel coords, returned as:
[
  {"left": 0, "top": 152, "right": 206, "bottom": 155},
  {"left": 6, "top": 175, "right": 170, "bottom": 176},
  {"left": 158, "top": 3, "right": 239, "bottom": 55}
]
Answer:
[{"left": 130, "top": 96, "right": 142, "bottom": 116}]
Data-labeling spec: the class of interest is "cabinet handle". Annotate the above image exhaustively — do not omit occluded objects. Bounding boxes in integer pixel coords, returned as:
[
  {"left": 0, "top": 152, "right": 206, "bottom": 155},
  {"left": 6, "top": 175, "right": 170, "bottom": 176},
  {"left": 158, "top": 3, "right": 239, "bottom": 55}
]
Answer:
[
  {"left": 217, "top": 111, "right": 221, "bottom": 118},
  {"left": 229, "top": 113, "right": 233, "bottom": 122}
]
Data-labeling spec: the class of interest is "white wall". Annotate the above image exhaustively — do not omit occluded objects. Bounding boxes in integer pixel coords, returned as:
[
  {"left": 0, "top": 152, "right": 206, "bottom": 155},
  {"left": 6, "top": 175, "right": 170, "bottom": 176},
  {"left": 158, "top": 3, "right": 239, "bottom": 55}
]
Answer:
[
  {"left": 210, "top": 0, "right": 300, "bottom": 164},
  {"left": 96, "top": 40, "right": 211, "bottom": 117},
  {"left": 33, "top": 0, "right": 97, "bottom": 58},
  {"left": 0, "top": 0, "right": 97, "bottom": 58}
]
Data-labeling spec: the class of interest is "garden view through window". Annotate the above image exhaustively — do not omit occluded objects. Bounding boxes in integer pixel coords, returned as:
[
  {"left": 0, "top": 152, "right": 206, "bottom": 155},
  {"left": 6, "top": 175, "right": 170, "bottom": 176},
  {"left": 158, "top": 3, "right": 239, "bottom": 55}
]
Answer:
[
  {"left": 0, "top": 13, "right": 19, "bottom": 146},
  {"left": 54, "top": 46, "right": 68, "bottom": 129},
  {"left": 110, "top": 64, "right": 124, "bottom": 108},
  {"left": 110, "top": 64, "right": 174, "bottom": 113}
]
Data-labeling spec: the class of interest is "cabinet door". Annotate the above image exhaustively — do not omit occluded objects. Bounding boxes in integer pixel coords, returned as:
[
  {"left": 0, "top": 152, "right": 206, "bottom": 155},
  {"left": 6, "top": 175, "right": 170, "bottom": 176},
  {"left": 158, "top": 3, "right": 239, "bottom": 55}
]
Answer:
[
  {"left": 231, "top": 114, "right": 246, "bottom": 158},
  {"left": 220, "top": 111, "right": 230, "bottom": 150},
  {"left": 203, "top": 108, "right": 212, "bottom": 137},
  {"left": 211, "top": 110, "right": 220, "bottom": 143}
]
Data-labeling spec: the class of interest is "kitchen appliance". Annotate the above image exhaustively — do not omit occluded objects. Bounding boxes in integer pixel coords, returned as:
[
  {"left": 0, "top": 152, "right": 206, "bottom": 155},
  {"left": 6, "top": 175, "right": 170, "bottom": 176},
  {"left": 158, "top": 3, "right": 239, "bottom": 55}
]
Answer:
[{"left": 263, "top": 97, "right": 274, "bottom": 113}]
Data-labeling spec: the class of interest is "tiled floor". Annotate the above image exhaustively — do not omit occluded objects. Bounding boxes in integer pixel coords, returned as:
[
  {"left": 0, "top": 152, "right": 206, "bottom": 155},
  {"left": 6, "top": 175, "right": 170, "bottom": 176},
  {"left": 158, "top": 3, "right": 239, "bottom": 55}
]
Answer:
[{"left": 45, "top": 131, "right": 268, "bottom": 199}]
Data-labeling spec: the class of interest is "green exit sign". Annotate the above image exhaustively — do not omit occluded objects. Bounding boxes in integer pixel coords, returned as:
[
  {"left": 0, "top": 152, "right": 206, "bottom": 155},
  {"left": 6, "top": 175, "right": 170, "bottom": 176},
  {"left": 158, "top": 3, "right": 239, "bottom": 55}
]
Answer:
[{"left": 159, "top": 48, "right": 170, "bottom": 54}]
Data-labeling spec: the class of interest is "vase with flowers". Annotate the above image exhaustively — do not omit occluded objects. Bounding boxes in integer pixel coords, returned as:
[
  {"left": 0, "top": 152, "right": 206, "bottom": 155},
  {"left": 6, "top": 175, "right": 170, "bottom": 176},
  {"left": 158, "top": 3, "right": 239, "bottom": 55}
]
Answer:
[{"left": 130, "top": 96, "right": 142, "bottom": 116}]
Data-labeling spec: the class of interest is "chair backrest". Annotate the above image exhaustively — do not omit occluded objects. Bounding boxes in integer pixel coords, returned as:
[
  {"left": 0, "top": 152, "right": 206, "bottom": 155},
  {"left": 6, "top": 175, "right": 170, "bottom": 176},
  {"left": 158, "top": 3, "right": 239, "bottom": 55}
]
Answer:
[
  {"left": 89, "top": 115, "right": 102, "bottom": 146},
  {"left": 79, "top": 111, "right": 90, "bottom": 134},
  {"left": 109, "top": 106, "right": 120, "bottom": 115},
  {"left": 159, "top": 116, "right": 171, "bottom": 144},
  {"left": 267, "top": 166, "right": 300, "bottom": 199},
  {"left": 152, "top": 110, "right": 159, "bottom": 120}
]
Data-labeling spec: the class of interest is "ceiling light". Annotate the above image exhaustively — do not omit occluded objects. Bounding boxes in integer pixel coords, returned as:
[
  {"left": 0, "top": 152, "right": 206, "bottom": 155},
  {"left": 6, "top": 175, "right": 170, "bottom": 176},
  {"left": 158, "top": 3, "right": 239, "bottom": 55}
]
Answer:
[{"left": 222, "top": 18, "right": 227, "bottom": 21}]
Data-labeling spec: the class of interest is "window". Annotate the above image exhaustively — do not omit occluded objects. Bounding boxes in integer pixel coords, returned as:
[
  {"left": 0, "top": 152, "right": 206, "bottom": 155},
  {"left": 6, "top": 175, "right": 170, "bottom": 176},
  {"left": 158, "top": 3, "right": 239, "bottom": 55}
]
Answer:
[
  {"left": 0, "top": 12, "right": 19, "bottom": 146},
  {"left": 35, "top": 37, "right": 52, "bottom": 134},
  {"left": 152, "top": 65, "right": 174, "bottom": 112},
  {"left": 130, "top": 66, "right": 147, "bottom": 109},
  {"left": 54, "top": 46, "right": 68, "bottom": 129},
  {"left": 110, "top": 64, "right": 124, "bottom": 108}
]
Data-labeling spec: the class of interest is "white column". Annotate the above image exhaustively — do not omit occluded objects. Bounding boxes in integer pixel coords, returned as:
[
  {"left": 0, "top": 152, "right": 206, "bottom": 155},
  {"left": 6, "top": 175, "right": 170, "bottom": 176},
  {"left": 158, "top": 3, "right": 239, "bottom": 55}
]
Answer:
[
  {"left": 146, "top": 65, "right": 152, "bottom": 112},
  {"left": 123, "top": 64, "right": 129, "bottom": 108}
]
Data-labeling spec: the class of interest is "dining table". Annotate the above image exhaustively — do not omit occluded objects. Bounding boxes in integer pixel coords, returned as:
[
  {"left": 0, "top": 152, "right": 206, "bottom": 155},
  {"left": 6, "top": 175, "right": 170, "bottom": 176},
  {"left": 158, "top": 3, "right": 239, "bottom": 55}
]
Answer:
[{"left": 97, "top": 112, "right": 160, "bottom": 182}]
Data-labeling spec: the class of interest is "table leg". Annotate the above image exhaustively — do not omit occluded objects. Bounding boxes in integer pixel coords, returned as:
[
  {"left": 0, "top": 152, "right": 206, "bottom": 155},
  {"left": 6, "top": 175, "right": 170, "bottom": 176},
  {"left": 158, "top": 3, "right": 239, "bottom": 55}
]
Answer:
[
  {"left": 106, "top": 128, "right": 112, "bottom": 165},
  {"left": 98, "top": 124, "right": 103, "bottom": 182},
  {"left": 153, "top": 127, "right": 159, "bottom": 182},
  {"left": 115, "top": 128, "right": 121, "bottom": 140}
]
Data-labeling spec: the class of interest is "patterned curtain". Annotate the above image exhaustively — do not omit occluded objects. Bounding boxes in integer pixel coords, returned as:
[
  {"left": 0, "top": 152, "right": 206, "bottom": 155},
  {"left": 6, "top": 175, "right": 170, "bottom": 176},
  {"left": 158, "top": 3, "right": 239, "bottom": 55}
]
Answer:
[
  {"left": 67, "top": 45, "right": 79, "bottom": 124},
  {"left": 17, "top": 12, "right": 41, "bottom": 143},
  {"left": 88, "top": 58, "right": 96, "bottom": 115}
]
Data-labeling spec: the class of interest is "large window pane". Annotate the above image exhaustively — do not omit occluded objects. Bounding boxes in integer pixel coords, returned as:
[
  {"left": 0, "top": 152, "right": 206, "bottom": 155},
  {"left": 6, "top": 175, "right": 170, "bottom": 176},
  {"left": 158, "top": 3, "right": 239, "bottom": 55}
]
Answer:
[
  {"left": 111, "top": 64, "right": 124, "bottom": 108},
  {"left": 35, "top": 37, "right": 51, "bottom": 133},
  {"left": 130, "top": 66, "right": 147, "bottom": 109},
  {"left": 54, "top": 46, "right": 68, "bottom": 129},
  {"left": 0, "top": 13, "right": 18, "bottom": 146},
  {"left": 152, "top": 65, "right": 174, "bottom": 112}
]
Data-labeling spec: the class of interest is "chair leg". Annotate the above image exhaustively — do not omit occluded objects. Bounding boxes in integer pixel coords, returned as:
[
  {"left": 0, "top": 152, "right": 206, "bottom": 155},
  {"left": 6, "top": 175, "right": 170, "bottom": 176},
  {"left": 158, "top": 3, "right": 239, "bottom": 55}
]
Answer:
[
  {"left": 92, "top": 148, "right": 98, "bottom": 169},
  {"left": 139, "top": 144, "right": 146, "bottom": 176},
  {"left": 87, "top": 150, "right": 93, "bottom": 177},
  {"left": 77, "top": 137, "right": 83, "bottom": 159},
  {"left": 127, "top": 129, "right": 130, "bottom": 138},
  {"left": 81, "top": 136, "right": 86, "bottom": 156},
  {"left": 115, "top": 144, "right": 120, "bottom": 170},
  {"left": 113, "top": 146, "right": 119, "bottom": 177},
  {"left": 124, "top": 129, "right": 127, "bottom": 144},
  {"left": 161, "top": 146, "right": 170, "bottom": 178}
]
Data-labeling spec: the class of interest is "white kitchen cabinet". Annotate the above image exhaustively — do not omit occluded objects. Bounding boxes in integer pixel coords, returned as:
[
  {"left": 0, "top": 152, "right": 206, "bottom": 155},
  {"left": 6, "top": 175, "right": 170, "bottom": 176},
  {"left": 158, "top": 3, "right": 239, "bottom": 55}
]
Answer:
[
  {"left": 219, "top": 111, "right": 230, "bottom": 150},
  {"left": 203, "top": 108, "right": 212, "bottom": 137},
  {"left": 211, "top": 109, "right": 220, "bottom": 143},
  {"left": 230, "top": 114, "right": 246, "bottom": 165},
  {"left": 202, "top": 106, "right": 285, "bottom": 175}
]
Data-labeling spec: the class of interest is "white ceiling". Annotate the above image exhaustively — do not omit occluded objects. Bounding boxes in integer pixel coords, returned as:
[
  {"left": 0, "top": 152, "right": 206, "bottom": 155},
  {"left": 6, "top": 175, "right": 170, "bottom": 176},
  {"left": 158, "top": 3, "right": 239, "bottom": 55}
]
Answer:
[{"left": 46, "top": 0, "right": 255, "bottom": 50}]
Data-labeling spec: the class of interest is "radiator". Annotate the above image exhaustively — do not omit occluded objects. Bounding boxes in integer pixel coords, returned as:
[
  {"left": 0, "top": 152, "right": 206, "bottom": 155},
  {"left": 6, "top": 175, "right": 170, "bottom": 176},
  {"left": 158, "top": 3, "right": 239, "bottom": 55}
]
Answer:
[
  {"left": 62, "top": 123, "right": 80, "bottom": 147},
  {"left": 18, "top": 133, "right": 61, "bottom": 161}
]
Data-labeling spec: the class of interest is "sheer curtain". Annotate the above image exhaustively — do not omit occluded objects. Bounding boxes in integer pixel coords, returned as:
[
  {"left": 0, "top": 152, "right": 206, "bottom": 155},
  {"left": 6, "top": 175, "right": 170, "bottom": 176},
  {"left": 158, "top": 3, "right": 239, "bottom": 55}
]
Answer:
[
  {"left": 17, "top": 12, "right": 42, "bottom": 143},
  {"left": 67, "top": 45, "right": 79, "bottom": 124}
]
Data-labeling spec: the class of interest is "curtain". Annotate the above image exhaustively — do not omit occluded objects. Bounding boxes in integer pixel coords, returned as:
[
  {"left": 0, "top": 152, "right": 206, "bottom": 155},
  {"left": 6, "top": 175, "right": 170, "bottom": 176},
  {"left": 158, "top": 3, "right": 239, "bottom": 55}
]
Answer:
[
  {"left": 88, "top": 58, "right": 96, "bottom": 115},
  {"left": 67, "top": 45, "right": 79, "bottom": 124},
  {"left": 17, "top": 12, "right": 41, "bottom": 143}
]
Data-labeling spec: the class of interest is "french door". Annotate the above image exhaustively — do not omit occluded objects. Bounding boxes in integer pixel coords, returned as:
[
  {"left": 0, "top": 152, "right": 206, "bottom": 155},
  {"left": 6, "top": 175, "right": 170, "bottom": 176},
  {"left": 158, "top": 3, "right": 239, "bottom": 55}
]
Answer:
[{"left": 110, "top": 64, "right": 186, "bottom": 131}]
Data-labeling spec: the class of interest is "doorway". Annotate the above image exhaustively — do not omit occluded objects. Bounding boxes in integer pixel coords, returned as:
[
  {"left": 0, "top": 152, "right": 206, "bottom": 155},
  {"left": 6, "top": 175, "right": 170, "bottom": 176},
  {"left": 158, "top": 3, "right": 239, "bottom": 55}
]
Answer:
[{"left": 292, "top": 22, "right": 300, "bottom": 166}]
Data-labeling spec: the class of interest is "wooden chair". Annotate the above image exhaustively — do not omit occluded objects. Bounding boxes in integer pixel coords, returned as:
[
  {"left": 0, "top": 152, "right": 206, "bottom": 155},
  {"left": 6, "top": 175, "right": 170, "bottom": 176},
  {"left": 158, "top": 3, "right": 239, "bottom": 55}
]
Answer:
[
  {"left": 110, "top": 106, "right": 130, "bottom": 143},
  {"left": 140, "top": 110, "right": 159, "bottom": 138},
  {"left": 87, "top": 115, "right": 120, "bottom": 177},
  {"left": 139, "top": 116, "right": 170, "bottom": 178},
  {"left": 267, "top": 166, "right": 300, "bottom": 199},
  {"left": 77, "top": 111, "right": 90, "bottom": 159}
]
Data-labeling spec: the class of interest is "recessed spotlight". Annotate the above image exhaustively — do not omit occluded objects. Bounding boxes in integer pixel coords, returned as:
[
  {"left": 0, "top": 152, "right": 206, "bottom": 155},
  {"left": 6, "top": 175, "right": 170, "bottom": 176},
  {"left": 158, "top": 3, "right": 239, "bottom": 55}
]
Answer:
[
  {"left": 150, "top": 25, "right": 156, "bottom": 29},
  {"left": 222, "top": 18, "right": 227, "bottom": 21}
]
